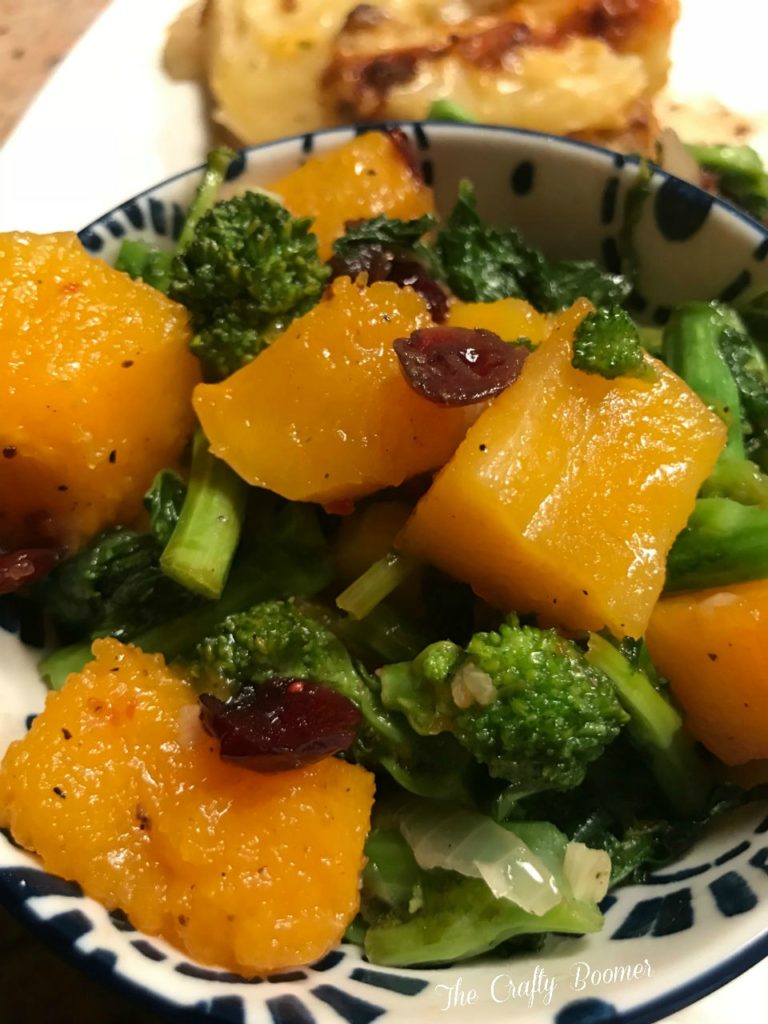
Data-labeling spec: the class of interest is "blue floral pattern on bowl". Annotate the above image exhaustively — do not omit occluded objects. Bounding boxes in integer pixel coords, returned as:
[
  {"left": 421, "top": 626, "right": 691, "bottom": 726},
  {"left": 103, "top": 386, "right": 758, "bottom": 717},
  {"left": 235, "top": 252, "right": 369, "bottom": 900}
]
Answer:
[{"left": 1, "top": 123, "right": 766, "bottom": 1024}]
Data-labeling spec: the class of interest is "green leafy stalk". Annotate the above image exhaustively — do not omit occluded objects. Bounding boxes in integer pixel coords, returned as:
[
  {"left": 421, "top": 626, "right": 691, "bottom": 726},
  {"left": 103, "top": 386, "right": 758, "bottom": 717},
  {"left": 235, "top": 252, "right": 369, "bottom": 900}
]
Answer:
[
  {"left": 427, "top": 99, "right": 476, "bottom": 123},
  {"left": 361, "top": 816, "right": 602, "bottom": 966},
  {"left": 585, "top": 634, "right": 711, "bottom": 818},
  {"left": 686, "top": 143, "right": 768, "bottom": 222},
  {"left": 663, "top": 302, "right": 768, "bottom": 506},
  {"left": 114, "top": 240, "right": 173, "bottom": 293},
  {"left": 40, "top": 501, "right": 332, "bottom": 688},
  {"left": 666, "top": 497, "right": 768, "bottom": 591},
  {"left": 159, "top": 430, "right": 247, "bottom": 599},
  {"left": 178, "top": 146, "right": 238, "bottom": 252},
  {"left": 336, "top": 551, "right": 418, "bottom": 619}
]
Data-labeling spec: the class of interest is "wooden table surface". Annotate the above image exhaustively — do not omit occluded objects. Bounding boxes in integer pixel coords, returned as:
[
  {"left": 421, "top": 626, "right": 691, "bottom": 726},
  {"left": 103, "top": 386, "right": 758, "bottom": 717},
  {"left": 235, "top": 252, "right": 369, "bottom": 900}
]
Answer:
[{"left": 0, "top": 0, "right": 109, "bottom": 143}]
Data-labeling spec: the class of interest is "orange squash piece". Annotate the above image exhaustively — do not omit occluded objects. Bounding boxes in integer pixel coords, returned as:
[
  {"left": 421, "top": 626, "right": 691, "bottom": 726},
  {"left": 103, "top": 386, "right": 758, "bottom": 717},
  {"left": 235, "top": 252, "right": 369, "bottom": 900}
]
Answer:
[
  {"left": 647, "top": 581, "right": 768, "bottom": 764},
  {"left": 194, "top": 276, "right": 475, "bottom": 505},
  {"left": 269, "top": 131, "right": 434, "bottom": 259},
  {"left": 0, "top": 232, "right": 199, "bottom": 552},
  {"left": 0, "top": 639, "right": 374, "bottom": 975},
  {"left": 399, "top": 300, "right": 727, "bottom": 638},
  {"left": 447, "top": 297, "right": 552, "bottom": 346}
]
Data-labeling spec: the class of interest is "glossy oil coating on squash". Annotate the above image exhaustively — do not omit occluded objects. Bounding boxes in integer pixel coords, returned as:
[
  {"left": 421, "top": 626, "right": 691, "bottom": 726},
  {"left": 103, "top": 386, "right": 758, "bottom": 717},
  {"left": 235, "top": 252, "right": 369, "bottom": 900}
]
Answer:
[
  {"left": 268, "top": 131, "right": 434, "bottom": 259},
  {"left": 447, "top": 297, "right": 552, "bottom": 347},
  {"left": 195, "top": 276, "right": 476, "bottom": 505},
  {"left": 0, "top": 639, "right": 374, "bottom": 975},
  {"left": 0, "top": 233, "right": 200, "bottom": 552},
  {"left": 647, "top": 581, "right": 768, "bottom": 765},
  {"left": 399, "top": 300, "right": 727, "bottom": 638}
]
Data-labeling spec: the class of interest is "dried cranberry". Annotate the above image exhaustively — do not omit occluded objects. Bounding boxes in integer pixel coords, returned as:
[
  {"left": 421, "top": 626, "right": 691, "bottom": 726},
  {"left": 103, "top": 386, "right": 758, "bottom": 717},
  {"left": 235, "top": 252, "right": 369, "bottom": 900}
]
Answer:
[
  {"left": 0, "top": 548, "right": 59, "bottom": 594},
  {"left": 394, "top": 326, "right": 529, "bottom": 405},
  {"left": 329, "top": 248, "right": 448, "bottom": 323},
  {"left": 199, "top": 678, "right": 362, "bottom": 773},
  {"left": 385, "top": 128, "right": 422, "bottom": 180},
  {"left": 389, "top": 258, "right": 449, "bottom": 322}
]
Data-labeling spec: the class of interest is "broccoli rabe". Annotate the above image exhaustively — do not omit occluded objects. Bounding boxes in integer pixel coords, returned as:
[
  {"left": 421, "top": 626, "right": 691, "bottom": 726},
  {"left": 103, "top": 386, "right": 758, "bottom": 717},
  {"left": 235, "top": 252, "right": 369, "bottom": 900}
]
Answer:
[
  {"left": 517, "top": 739, "right": 748, "bottom": 886},
  {"left": 666, "top": 496, "right": 768, "bottom": 591},
  {"left": 434, "top": 181, "right": 630, "bottom": 311},
  {"left": 33, "top": 526, "right": 193, "bottom": 643},
  {"left": 159, "top": 429, "right": 247, "bottom": 599},
  {"left": 378, "top": 616, "right": 628, "bottom": 798},
  {"left": 143, "top": 469, "right": 187, "bottom": 547},
  {"left": 170, "top": 191, "right": 329, "bottom": 380},
  {"left": 585, "top": 634, "right": 711, "bottom": 817},
  {"left": 572, "top": 306, "right": 653, "bottom": 380},
  {"left": 193, "top": 599, "right": 480, "bottom": 804},
  {"left": 114, "top": 240, "right": 173, "bottom": 293},
  {"left": 687, "top": 143, "right": 768, "bottom": 222},
  {"left": 663, "top": 302, "right": 768, "bottom": 506},
  {"left": 360, "top": 811, "right": 603, "bottom": 966},
  {"left": 39, "top": 498, "right": 332, "bottom": 689}
]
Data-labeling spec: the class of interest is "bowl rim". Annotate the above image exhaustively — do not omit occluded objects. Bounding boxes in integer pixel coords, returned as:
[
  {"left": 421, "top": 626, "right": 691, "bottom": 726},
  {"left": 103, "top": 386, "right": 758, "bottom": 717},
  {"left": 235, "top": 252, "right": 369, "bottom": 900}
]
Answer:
[
  {"left": 4, "top": 120, "right": 767, "bottom": 1024},
  {"left": 80, "top": 120, "right": 768, "bottom": 244}
]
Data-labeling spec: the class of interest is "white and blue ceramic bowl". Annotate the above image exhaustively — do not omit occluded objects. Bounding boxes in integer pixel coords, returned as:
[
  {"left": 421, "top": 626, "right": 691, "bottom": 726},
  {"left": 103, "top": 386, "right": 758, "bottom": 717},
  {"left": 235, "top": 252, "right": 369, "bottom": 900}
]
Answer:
[{"left": 1, "top": 124, "right": 767, "bottom": 1024}]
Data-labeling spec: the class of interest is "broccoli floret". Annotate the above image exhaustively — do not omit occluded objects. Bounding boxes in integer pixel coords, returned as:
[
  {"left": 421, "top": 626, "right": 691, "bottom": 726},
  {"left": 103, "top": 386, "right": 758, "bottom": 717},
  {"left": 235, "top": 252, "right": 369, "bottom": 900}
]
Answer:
[
  {"left": 170, "top": 191, "right": 329, "bottom": 381},
  {"left": 193, "top": 599, "right": 479, "bottom": 804},
  {"left": 378, "top": 616, "right": 628, "bottom": 798},
  {"left": 572, "top": 306, "right": 653, "bottom": 380}
]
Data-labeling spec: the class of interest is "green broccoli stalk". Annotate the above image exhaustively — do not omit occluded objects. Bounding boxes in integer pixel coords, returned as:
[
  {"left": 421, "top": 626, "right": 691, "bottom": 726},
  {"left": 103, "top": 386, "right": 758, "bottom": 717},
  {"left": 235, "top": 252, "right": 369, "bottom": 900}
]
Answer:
[
  {"left": 114, "top": 240, "right": 173, "bottom": 293},
  {"left": 158, "top": 429, "right": 246, "bottom": 599},
  {"left": 143, "top": 469, "right": 187, "bottom": 546},
  {"left": 572, "top": 306, "right": 654, "bottom": 380},
  {"left": 39, "top": 499, "right": 332, "bottom": 689},
  {"left": 666, "top": 496, "right": 768, "bottom": 591},
  {"left": 378, "top": 616, "right": 628, "bottom": 799},
  {"left": 686, "top": 143, "right": 768, "bottom": 222},
  {"left": 114, "top": 147, "right": 236, "bottom": 292},
  {"left": 662, "top": 301, "right": 768, "bottom": 506},
  {"left": 170, "top": 191, "right": 329, "bottom": 381},
  {"left": 585, "top": 634, "right": 711, "bottom": 818},
  {"left": 427, "top": 99, "right": 476, "bottom": 123},
  {"left": 192, "top": 599, "right": 479, "bottom": 804},
  {"left": 178, "top": 146, "right": 238, "bottom": 250},
  {"left": 360, "top": 813, "right": 603, "bottom": 966},
  {"left": 335, "top": 551, "right": 418, "bottom": 620}
]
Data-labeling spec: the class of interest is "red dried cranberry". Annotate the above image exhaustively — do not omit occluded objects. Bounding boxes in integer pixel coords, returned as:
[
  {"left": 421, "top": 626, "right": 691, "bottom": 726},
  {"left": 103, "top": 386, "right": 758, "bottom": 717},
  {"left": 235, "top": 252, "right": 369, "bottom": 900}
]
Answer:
[
  {"left": 385, "top": 128, "right": 422, "bottom": 180},
  {"left": 199, "top": 678, "right": 362, "bottom": 773},
  {"left": 0, "top": 548, "right": 59, "bottom": 594},
  {"left": 394, "top": 326, "right": 529, "bottom": 405},
  {"left": 389, "top": 258, "right": 449, "bottom": 322}
]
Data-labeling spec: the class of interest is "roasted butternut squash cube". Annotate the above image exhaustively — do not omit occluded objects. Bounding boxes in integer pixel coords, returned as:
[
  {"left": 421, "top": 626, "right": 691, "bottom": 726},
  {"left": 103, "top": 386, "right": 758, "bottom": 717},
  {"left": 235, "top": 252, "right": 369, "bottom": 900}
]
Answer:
[
  {"left": 447, "top": 297, "right": 551, "bottom": 347},
  {"left": 269, "top": 131, "right": 434, "bottom": 259},
  {"left": 195, "top": 277, "right": 475, "bottom": 505},
  {"left": 399, "top": 300, "right": 727, "bottom": 638},
  {"left": 0, "top": 233, "right": 199, "bottom": 552},
  {"left": 647, "top": 581, "right": 768, "bottom": 764}
]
